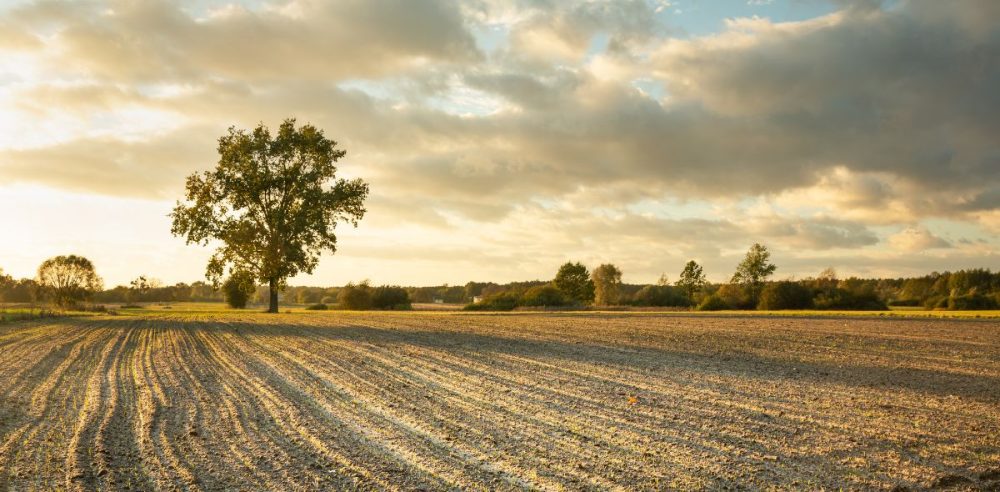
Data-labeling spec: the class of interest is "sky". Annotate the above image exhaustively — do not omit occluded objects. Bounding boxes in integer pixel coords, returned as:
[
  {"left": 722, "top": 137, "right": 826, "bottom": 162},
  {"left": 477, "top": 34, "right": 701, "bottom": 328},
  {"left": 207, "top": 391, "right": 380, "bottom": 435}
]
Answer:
[{"left": 0, "top": 0, "right": 998, "bottom": 287}]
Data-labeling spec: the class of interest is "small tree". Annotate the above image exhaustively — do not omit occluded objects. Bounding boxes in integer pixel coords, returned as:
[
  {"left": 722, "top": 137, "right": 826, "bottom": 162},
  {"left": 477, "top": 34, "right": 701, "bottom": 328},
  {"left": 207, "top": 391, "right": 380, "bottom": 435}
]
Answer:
[
  {"left": 592, "top": 264, "right": 623, "bottom": 306},
  {"left": 171, "top": 119, "right": 369, "bottom": 313},
  {"left": 223, "top": 271, "right": 256, "bottom": 309},
  {"left": 372, "top": 285, "right": 411, "bottom": 310},
  {"left": 338, "top": 281, "right": 373, "bottom": 310},
  {"left": 675, "top": 260, "right": 707, "bottom": 305},
  {"left": 731, "top": 243, "right": 777, "bottom": 307},
  {"left": 554, "top": 262, "right": 595, "bottom": 303},
  {"left": 128, "top": 275, "right": 160, "bottom": 303},
  {"left": 36, "top": 255, "right": 103, "bottom": 308}
]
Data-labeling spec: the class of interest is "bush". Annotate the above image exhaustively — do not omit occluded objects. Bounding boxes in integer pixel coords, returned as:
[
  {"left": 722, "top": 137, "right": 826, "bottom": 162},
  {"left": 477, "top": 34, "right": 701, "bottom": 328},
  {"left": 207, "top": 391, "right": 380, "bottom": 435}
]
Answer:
[
  {"left": 305, "top": 303, "right": 328, "bottom": 310},
  {"left": 924, "top": 296, "right": 949, "bottom": 310},
  {"left": 464, "top": 292, "right": 518, "bottom": 311},
  {"left": 223, "top": 271, "right": 256, "bottom": 309},
  {"left": 814, "top": 288, "right": 888, "bottom": 310},
  {"left": 947, "top": 293, "right": 998, "bottom": 310},
  {"left": 887, "top": 298, "right": 921, "bottom": 307},
  {"left": 716, "top": 283, "right": 752, "bottom": 309},
  {"left": 372, "top": 285, "right": 411, "bottom": 310},
  {"left": 697, "top": 294, "right": 729, "bottom": 311},
  {"left": 757, "top": 281, "right": 813, "bottom": 310},
  {"left": 520, "top": 285, "right": 568, "bottom": 307},
  {"left": 338, "top": 281, "right": 373, "bottom": 310},
  {"left": 628, "top": 285, "right": 689, "bottom": 307}
]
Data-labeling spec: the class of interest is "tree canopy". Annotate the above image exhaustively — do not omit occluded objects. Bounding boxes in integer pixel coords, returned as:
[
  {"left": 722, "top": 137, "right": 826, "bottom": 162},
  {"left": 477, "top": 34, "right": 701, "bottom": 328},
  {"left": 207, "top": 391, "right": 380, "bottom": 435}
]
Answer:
[
  {"left": 731, "top": 243, "right": 777, "bottom": 306},
  {"left": 553, "top": 262, "right": 595, "bottom": 303},
  {"left": 171, "top": 119, "right": 369, "bottom": 312},
  {"left": 675, "top": 260, "right": 707, "bottom": 304},
  {"left": 591, "top": 263, "right": 623, "bottom": 306},
  {"left": 36, "top": 255, "right": 103, "bottom": 307}
]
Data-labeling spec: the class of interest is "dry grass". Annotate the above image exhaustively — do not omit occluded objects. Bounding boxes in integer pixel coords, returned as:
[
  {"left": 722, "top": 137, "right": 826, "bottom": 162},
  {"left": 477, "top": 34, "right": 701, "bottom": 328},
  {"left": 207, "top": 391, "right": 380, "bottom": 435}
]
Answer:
[{"left": 0, "top": 311, "right": 997, "bottom": 490}]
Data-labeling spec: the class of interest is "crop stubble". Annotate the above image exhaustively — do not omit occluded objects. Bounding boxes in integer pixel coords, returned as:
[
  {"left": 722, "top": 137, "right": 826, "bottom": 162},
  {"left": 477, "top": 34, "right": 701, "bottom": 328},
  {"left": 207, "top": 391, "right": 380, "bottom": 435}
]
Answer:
[{"left": 0, "top": 312, "right": 997, "bottom": 490}]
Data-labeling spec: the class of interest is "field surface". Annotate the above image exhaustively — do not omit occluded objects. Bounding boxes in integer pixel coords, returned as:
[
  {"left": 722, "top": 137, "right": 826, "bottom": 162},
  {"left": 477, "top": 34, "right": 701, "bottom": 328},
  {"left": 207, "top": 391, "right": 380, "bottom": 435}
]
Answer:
[{"left": 0, "top": 312, "right": 998, "bottom": 490}]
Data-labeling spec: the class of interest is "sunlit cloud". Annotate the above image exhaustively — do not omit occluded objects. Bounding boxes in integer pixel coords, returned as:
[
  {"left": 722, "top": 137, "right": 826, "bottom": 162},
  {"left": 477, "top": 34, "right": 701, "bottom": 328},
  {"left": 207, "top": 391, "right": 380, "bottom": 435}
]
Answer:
[{"left": 0, "top": 0, "right": 997, "bottom": 286}]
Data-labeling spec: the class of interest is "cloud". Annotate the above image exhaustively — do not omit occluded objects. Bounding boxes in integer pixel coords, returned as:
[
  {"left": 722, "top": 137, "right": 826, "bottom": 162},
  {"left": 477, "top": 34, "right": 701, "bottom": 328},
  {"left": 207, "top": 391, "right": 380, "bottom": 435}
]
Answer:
[
  {"left": 2, "top": 0, "right": 480, "bottom": 83},
  {"left": 0, "top": 0, "right": 997, "bottom": 284},
  {"left": 887, "top": 227, "right": 952, "bottom": 253}
]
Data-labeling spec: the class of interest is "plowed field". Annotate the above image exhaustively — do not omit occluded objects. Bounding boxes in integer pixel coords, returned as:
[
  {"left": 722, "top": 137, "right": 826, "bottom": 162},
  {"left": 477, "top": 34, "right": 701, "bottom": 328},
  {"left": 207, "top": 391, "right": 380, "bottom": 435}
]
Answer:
[{"left": 0, "top": 312, "right": 997, "bottom": 490}]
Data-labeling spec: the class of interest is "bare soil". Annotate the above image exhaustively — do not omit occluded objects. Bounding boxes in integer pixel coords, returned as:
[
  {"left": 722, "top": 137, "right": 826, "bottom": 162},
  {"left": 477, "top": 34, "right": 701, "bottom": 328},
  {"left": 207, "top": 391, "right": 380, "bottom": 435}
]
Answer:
[{"left": 0, "top": 312, "right": 997, "bottom": 490}]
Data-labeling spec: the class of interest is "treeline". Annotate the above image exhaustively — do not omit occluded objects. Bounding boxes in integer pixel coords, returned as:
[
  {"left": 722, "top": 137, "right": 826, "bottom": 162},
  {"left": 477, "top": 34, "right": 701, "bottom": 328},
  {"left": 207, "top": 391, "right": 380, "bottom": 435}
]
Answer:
[
  {"left": 3, "top": 246, "right": 998, "bottom": 312},
  {"left": 460, "top": 244, "right": 1000, "bottom": 311}
]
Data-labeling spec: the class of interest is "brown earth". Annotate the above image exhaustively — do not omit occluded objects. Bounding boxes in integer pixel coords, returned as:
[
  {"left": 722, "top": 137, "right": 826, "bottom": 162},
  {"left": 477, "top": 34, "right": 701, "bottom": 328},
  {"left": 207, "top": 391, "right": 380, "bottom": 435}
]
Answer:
[{"left": 0, "top": 312, "right": 997, "bottom": 490}]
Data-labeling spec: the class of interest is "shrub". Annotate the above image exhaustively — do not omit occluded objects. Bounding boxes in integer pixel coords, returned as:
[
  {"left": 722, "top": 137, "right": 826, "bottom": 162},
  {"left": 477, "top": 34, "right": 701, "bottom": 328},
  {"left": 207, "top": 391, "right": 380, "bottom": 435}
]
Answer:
[
  {"left": 372, "top": 285, "right": 411, "bottom": 310},
  {"left": 947, "top": 293, "right": 998, "bottom": 310},
  {"left": 716, "top": 283, "right": 752, "bottom": 309},
  {"left": 520, "top": 285, "right": 568, "bottom": 307},
  {"left": 628, "top": 285, "right": 689, "bottom": 307},
  {"left": 887, "top": 298, "right": 921, "bottom": 307},
  {"left": 697, "top": 294, "right": 729, "bottom": 311},
  {"left": 757, "top": 281, "right": 813, "bottom": 310},
  {"left": 338, "top": 281, "right": 373, "bottom": 310},
  {"left": 923, "top": 296, "right": 949, "bottom": 310},
  {"left": 814, "top": 288, "right": 888, "bottom": 310},
  {"left": 223, "top": 271, "right": 256, "bottom": 309},
  {"left": 464, "top": 292, "right": 518, "bottom": 311},
  {"left": 305, "top": 303, "right": 328, "bottom": 310}
]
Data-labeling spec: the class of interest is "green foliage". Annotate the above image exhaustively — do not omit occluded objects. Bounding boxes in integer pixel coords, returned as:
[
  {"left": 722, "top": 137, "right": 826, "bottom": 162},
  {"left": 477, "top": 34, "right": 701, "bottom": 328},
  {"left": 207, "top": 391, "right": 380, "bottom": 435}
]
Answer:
[
  {"left": 36, "top": 255, "right": 103, "bottom": 308},
  {"left": 628, "top": 284, "right": 688, "bottom": 307},
  {"left": 520, "top": 285, "right": 569, "bottom": 307},
  {"left": 675, "top": 260, "right": 707, "bottom": 304},
  {"left": 372, "top": 285, "right": 411, "bottom": 310},
  {"left": 731, "top": 243, "right": 776, "bottom": 306},
  {"left": 222, "top": 271, "right": 256, "bottom": 309},
  {"left": 757, "top": 281, "right": 814, "bottom": 310},
  {"left": 338, "top": 281, "right": 373, "bottom": 310},
  {"left": 553, "top": 262, "right": 595, "bottom": 303},
  {"left": 697, "top": 294, "right": 729, "bottom": 311},
  {"left": 947, "top": 293, "right": 997, "bottom": 310},
  {"left": 814, "top": 288, "right": 887, "bottom": 310},
  {"left": 170, "top": 119, "right": 369, "bottom": 313},
  {"left": 717, "top": 283, "right": 752, "bottom": 310},
  {"left": 464, "top": 292, "right": 519, "bottom": 311},
  {"left": 592, "top": 264, "right": 623, "bottom": 306}
]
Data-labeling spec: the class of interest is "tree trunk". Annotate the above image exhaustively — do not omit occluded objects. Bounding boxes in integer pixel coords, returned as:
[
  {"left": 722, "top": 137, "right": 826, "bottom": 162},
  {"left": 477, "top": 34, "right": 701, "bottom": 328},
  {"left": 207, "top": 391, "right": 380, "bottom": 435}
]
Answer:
[{"left": 268, "top": 278, "right": 279, "bottom": 313}]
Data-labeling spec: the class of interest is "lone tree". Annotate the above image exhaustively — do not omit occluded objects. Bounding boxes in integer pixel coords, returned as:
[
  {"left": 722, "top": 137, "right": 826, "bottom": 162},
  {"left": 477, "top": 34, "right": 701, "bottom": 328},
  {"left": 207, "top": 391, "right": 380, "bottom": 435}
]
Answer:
[
  {"left": 675, "top": 260, "right": 707, "bottom": 304},
  {"left": 171, "top": 119, "right": 369, "bottom": 313},
  {"left": 36, "top": 255, "right": 103, "bottom": 308},
  {"left": 731, "top": 243, "right": 776, "bottom": 307},
  {"left": 553, "top": 262, "right": 595, "bottom": 304},
  {"left": 591, "top": 263, "right": 623, "bottom": 306}
]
